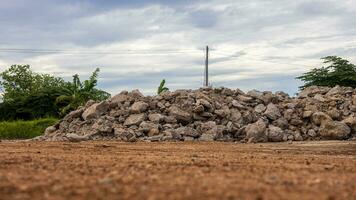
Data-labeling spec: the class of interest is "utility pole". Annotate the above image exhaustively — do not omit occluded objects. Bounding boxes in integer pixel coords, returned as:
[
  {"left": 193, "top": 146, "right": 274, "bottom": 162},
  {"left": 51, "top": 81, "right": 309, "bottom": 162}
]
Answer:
[{"left": 204, "top": 45, "right": 209, "bottom": 87}]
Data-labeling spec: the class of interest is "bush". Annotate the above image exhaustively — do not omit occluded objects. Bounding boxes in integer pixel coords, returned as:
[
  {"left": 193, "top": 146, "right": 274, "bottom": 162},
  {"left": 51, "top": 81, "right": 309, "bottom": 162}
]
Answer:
[{"left": 0, "top": 118, "right": 58, "bottom": 139}]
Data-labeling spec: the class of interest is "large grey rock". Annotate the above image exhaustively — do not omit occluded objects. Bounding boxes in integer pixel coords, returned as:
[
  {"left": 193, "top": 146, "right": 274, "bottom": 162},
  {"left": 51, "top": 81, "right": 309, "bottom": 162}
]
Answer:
[
  {"left": 139, "top": 121, "right": 159, "bottom": 133},
  {"left": 298, "top": 86, "right": 329, "bottom": 98},
  {"left": 168, "top": 106, "right": 191, "bottom": 123},
  {"left": 82, "top": 101, "right": 109, "bottom": 120},
  {"left": 200, "top": 121, "right": 219, "bottom": 136},
  {"left": 214, "top": 106, "right": 230, "bottom": 118},
  {"left": 229, "top": 109, "right": 242, "bottom": 122},
  {"left": 311, "top": 112, "right": 332, "bottom": 125},
  {"left": 124, "top": 114, "right": 146, "bottom": 126},
  {"left": 245, "top": 119, "right": 267, "bottom": 142},
  {"left": 267, "top": 125, "right": 284, "bottom": 142},
  {"left": 200, "top": 121, "right": 217, "bottom": 132},
  {"left": 63, "top": 108, "right": 84, "bottom": 121},
  {"left": 110, "top": 92, "right": 128, "bottom": 104},
  {"left": 264, "top": 103, "right": 281, "bottom": 120},
  {"left": 130, "top": 101, "right": 148, "bottom": 114},
  {"left": 197, "top": 99, "right": 212, "bottom": 109},
  {"left": 326, "top": 85, "right": 343, "bottom": 96},
  {"left": 231, "top": 100, "right": 245, "bottom": 109},
  {"left": 254, "top": 104, "right": 266, "bottom": 113},
  {"left": 148, "top": 113, "right": 165, "bottom": 123},
  {"left": 130, "top": 89, "right": 144, "bottom": 98},
  {"left": 44, "top": 126, "right": 57, "bottom": 135},
  {"left": 342, "top": 115, "right": 356, "bottom": 132},
  {"left": 319, "top": 121, "right": 351, "bottom": 139},
  {"left": 313, "top": 94, "right": 326, "bottom": 102},
  {"left": 247, "top": 90, "right": 264, "bottom": 99},
  {"left": 238, "top": 95, "right": 254, "bottom": 102},
  {"left": 272, "top": 118, "right": 289, "bottom": 130}
]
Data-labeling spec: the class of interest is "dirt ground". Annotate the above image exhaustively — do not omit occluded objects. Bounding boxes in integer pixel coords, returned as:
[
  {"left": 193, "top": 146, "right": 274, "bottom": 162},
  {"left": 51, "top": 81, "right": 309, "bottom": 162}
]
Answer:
[{"left": 0, "top": 141, "right": 355, "bottom": 200}]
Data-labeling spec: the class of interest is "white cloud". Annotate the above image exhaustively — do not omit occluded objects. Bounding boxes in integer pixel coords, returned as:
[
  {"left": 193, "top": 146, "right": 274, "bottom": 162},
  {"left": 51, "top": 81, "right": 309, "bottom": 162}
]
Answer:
[{"left": 0, "top": 0, "right": 355, "bottom": 95}]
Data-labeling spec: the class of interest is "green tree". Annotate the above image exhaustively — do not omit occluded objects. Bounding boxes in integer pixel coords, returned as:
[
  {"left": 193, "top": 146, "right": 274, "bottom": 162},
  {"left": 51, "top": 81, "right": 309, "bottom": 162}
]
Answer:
[
  {"left": 55, "top": 68, "right": 111, "bottom": 116},
  {"left": 0, "top": 65, "right": 65, "bottom": 101},
  {"left": 0, "top": 65, "right": 110, "bottom": 120},
  {"left": 157, "top": 79, "right": 169, "bottom": 95},
  {"left": 297, "top": 56, "right": 356, "bottom": 89}
]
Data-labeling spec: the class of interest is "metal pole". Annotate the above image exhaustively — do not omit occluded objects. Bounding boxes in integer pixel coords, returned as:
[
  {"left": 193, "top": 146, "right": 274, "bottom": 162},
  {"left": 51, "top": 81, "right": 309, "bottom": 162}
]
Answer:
[{"left": 204, "top": 45, "right": 209, "bottom": 87}]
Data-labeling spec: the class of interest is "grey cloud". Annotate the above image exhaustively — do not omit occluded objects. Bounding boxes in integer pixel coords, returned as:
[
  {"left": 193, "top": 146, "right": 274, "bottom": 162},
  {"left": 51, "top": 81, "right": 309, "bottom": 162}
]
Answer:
[
  {"left": 188, "top": 10, "right": 219, "bottom": 28},
  {"left": 0, "top": 0, "right": 355, "bottom": 95}
]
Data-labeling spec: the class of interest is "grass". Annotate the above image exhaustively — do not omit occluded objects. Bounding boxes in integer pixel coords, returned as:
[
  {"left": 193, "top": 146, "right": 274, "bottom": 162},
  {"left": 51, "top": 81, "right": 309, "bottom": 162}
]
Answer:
[{"left": 0, "top": 118, "right": 58, "bottom": 139}]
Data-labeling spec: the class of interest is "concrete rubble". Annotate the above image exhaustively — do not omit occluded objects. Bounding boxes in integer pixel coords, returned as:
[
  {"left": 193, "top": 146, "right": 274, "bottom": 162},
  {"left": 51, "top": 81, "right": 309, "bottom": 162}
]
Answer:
[{"left": 36, "top": 86, "right": 356, "bottom": 142}]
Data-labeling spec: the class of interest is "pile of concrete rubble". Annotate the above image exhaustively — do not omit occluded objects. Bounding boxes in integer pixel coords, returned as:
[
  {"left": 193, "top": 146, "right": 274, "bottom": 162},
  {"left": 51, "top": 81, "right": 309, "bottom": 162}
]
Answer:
[{"left": 36, "top": 86, "right": 356, "bottom": 142}]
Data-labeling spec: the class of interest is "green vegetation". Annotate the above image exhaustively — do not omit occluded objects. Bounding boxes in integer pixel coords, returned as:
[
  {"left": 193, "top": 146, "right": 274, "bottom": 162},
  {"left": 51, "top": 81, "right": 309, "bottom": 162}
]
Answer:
[
  {"left": 0, "top": 118, "right": 58, "bottom": 139},
  {"left": 157, "top": 79, "right": 169, "bottom": 95},
  {"left": 297, "top": 56, "right": 356, "bottom": 89},
  {"left": 0, "top": 65, "right": 110, "bottom": 120},
  {"left": 55, "top": 68, "right": 110, "bottom": 116}
]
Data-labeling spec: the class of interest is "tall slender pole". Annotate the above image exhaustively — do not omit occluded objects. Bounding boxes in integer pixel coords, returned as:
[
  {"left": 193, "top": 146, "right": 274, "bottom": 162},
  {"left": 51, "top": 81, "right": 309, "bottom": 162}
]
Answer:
[{"left": 204, "top": 45, "right": 209, "bottom": 87}]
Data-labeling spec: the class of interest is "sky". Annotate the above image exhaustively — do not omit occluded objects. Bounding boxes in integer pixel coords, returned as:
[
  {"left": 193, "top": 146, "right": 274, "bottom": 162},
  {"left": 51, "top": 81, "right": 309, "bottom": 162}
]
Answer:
[{"left": 0, "top": 0, "right": 355, "bottom": 95}]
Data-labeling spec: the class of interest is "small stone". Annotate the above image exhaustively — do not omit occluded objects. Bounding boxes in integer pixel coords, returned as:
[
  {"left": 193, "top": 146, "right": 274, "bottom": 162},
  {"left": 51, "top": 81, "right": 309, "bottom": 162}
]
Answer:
[
  {"left": 148, "top": 128, "right": 160, "bottom": 137},
  {"left": 184, "top": 136, "right": 195, "bottom": 141},
  {"left": 65, "top": 134, "right": 88, "bottom": 142},
  {"left": 193, "top": 105, "right": 205, "bottom": 113},
  {"left": 302, "top": 111, "right": 313, "bottom": 118},
  {"left": 307, "top": 129, "right": 317, "bottom": 138},
  {"left": 199, "top": 134, "right": 215, "bottom": 141},
  {"left": 148, "top": 113, "right": 165, "bottom": 123},
  {"left": 147, "top": 134, "right": 163, "bottom": 142},
  {"left": 174, "top": 127, "right": 199, "bottom": 137}
]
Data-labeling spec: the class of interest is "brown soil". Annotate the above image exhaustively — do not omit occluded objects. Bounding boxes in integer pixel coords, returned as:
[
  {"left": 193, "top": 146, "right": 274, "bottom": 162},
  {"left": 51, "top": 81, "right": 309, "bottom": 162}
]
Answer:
[{"left": 0, "top": 141, "right": 355, "bottom": 200}]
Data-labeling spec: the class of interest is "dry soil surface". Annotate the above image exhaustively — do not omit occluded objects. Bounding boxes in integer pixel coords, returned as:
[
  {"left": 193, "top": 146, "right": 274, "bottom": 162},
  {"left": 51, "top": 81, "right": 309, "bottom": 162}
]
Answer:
[{"left": 0, "top": 141, "right": 355, "bottom": 200}]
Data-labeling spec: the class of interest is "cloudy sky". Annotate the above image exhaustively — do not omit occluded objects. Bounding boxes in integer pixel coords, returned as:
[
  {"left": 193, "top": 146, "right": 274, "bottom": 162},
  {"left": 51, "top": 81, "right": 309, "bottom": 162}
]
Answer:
[{"left": 0, "top": 0, "right": 355, "bottom": 95}]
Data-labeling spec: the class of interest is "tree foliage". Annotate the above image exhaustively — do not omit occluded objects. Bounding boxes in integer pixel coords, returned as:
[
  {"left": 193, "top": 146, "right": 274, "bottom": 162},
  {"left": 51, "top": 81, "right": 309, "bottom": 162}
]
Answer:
[
  {"left": 297, "top": 56, "right": 356, "bottom": 89},
  {"left": 0, "top": 65, "right": 65, "bottom": 101},
  {"left": 0, "top": 65, "right": 110, "bottom": 120},
  {"left": 56, "top": 68, "right": 110, "bottom": 116},
  {"left": 157, "top": 79, "right": 169, "bottom": 95}
]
